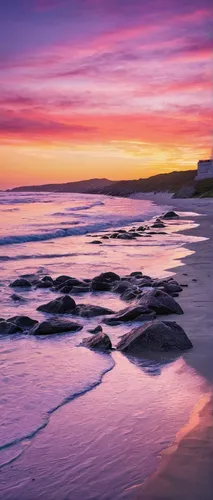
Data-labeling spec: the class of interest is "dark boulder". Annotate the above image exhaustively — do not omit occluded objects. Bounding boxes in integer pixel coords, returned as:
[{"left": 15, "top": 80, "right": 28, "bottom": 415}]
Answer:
[
  {"left": 93, "top": 272, "right": 120, "bottom": 284},
  {"left": 91, "top": 281, "right": 112, "bottom": 292},
  {"left": 82, "top": 332, "right": 112, "bottom": 351},
  {"left": 58, "top": 285, "right": 73, "bottom": 294},
  {"left": 8, "top": 315, "right": 38, "bottom": 329},
  {"left": 112, "top": 281, "right": 133, "bottom": 294},
  {"left": 71, "top": 286, "right": 90, "bottom": 294},
  {"left": 151, "top": 222, "right": 166, "bottom": 228},
  {"left": 32, "top": 318, "right": 82, "bottom": 335},
  {"left": 72, "top": 304, "right": 114, "bottom": 318},
  {"left": 117, "top": 320, "right": 192, "bottom": 353},
  {"left": 54, "top": 275, "right": 72, "bottom": 285},
  {"left": 37, "top": 295, "right": 76, "bottom": 314},
  {"left": 88, "top": 325, "right": 103, "bottom": 334},
  {"left": 0, "top": 321, "right": 22, "bottom": 335},
  {"left": 90, "top": 240, "right": 103, "bottom": 244},
  {"left": 138, "top": 289, "right": 183, "bottom": 315},
  {"left": 163, "top": 211, "right": 179, "bottom": 219},
  {"left": 42, "top": 275, "right": 54, "bottom": 283},
  {"left": 36, "top": 281, "right": 53, "bottom": 289},
  {"left": 11, "top": 293, "right": 25, "bottom": 302},
  {"left": 130, "top": 271, "right": 143, "bottom": 278},
  {"left": 104, "top": 306, "right": 156, "bottom": 325},
  {"left": 10, "top": 278, "right": 32, "bottom": 288},
  {"left": 120, "top": 289, "right": 139, "bottom": 301}
]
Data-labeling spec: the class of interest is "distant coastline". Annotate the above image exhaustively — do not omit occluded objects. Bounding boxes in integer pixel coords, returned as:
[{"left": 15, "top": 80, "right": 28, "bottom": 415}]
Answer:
[{"left": 7, "top": 169, "right": 213, "bottom": 198}]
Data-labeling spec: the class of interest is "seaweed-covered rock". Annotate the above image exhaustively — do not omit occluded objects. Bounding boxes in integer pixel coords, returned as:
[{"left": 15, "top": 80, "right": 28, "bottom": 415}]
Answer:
[
  {"left": 82, "top": 332, "right": 112, "bottom": 351},
  {"left": 32, "top": 318, "right": 82, "bottom": 335},
  {"left": 116, "top": 320, "right": 192, "bottom": 353},
  {"left": 138, "top": 289, "right": 183, "bottom": 315},
  {"left": 37, "top": 295, "right": 76, "bottom": 314}
]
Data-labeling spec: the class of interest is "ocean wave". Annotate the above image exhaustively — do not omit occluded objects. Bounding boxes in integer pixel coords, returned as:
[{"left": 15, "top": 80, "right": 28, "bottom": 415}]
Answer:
[
  {"left": 66, "top": 200, "right": 105, "bottom": 212},
  {"left": 0, "top": 252, "right": 93, "bottom": 262},
  {"left": 0, "top": 215, "right": 147, "bottom": 246},
  {"left": 0, "top": 358, "right": 115, "bottom": 468}
]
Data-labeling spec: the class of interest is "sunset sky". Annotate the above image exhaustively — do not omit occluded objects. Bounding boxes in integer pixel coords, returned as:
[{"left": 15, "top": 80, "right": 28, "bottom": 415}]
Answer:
[{"left": 0, "top": 0, "right": 212, "bottom": 188}]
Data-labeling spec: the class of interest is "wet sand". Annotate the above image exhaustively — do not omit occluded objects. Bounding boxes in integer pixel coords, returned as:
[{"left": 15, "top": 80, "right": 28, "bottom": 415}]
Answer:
[{"left": 133, "top": 195, "right": 213, "bottom": 499}]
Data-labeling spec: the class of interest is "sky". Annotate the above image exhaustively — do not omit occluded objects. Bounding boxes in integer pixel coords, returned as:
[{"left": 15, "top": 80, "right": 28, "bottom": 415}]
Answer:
[{"left": 0, "top": 0, "right": 212, "bottom": 188}]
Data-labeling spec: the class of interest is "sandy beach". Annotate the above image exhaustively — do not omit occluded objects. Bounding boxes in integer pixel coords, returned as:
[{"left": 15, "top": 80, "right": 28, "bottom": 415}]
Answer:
[{"left": 132, "top": 194, "right": 213, "bottom": 499}]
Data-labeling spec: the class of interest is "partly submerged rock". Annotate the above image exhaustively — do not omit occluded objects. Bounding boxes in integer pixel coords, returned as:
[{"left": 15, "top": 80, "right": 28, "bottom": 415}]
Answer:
[
  {"left": 11, "top": 293, "right": 25, "bottom": 302},
  {"left": 88, "top": 325, "right": 103, "bottom": 334},
  {"left": 104, "top": 306, "right": 156, "bottom": 325},
  {"left": 72, "top": 304, "right": 114, "bottom": 318},
  {"left": 93, "top": 272, "right": 120, "bottom": 284},
  {"left": 32, "top": 318, "right": 82, "bottom": 335},
  {"left": 89, "top": 240, "right": 103, "bottom": 244},
  {"left": 163, "top": 211, "right": 179, "bottom": 219},
  {"left": 82, "top": 332, "right": 112, "bottom": 351},
  {"left": 138, "top": 289, "right": 183, "bottom": 315},
  {"left": 10, "top": 278, "right": 32, "bottom": 288},
  {"left": 0, "top": 321, "right": 22, "bottom": 335},
  {"left": 8, "top": 315, "right": 38, "bottom": 329},
  {"left": 116, "top": 320, "right": 192, "bottom": 353},
  {"left": 36, "top": 280, "right": 53, "bottom": 288},
  {"left": 37, "top": 295, "right": 76, "bottom": 314}
]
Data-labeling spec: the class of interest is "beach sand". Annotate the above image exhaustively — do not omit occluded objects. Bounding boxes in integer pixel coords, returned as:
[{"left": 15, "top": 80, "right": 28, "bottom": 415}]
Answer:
[{"left": 132, "top": 194, "right": 213, "bottom": 499}]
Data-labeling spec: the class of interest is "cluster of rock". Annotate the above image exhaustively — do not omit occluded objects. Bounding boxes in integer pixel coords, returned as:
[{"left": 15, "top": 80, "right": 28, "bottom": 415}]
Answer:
[
  {"left": 87, "top": 211, "right": 179, "bottom": 244},
  {"left": 2, "top": 210, "right": 193, "bottom": 354}
]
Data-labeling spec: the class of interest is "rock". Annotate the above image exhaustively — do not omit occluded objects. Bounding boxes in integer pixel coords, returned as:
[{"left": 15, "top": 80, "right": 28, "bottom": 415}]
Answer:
[
  {"left": 10, "top": 278, "right": 32, "bottom": 288},
  {"left": 138, "top": 289, "right": 183, "bottom": 315},
  {"left": 82, "top": 332, "right": 112, "bottom": 351},
  {"left": 116, "top": 320, "right": 192, "bottom": 353},
  {"left": 112, "top": 281, "right": 133, "bottom": 294},
  {"left": 130, "top": 271, "right": 143, "bottom": 277},
  {"left": 0, "top": 321, "right": 22, "bottom": 335},
  {"left": 91, "top": 281, "right": 112, "bottom": 292},
  {"left": 104, "top": 306, "right": 156, "bottom": 325},
  {"left": 163, "top": 211, "right": 179, "bottom": 219},
  {"left": 192, "top": 278, "right": 197, "bottom": 282},
  {"left": 8, "top": 315, "right": 38, "bottom": 329},
  {"left": 90, "top": 240, "right": 103, "bottom": 244},
  {"left": 88, "top": 325, "right": 103, "bottom": 334},
  {"left": 91, "top": 272, "right": 120, "bottom": 291},
  {"left": 36, "top": 281, "right": 53, "bottom": 288},
  {"left": 117, "top": 233, "right": 136, "bottom": 240},
  {"left": 93, "top": 272, "right": 120, "bottom": 283},
  {"left": 32, "top": 318, "right": 83, "bottom": 335},
  {"left": 71, "top": 286, "right": 90, "bottom": 294},
  {"left": 152, "top": 279, "right": 183, "bottom": 294},
  {"left": 37, "top": 295, "right": 76, "bottom": 314},
  {"left": 58, "top": 285, "right": 73, "bottom": 294},
  {"left": 42, "top": 276, "right": 54, "bottom": 283},
  {"left": 120, "top": 289, "right": 139, "bottom": 301},
  {"left": 102, "top": 235, "right": 110, "bottom": 239},
  {"left": 54, "top": 275, "right": 72, "bottom": 285},
  {"left": 137, "top": 226, "right": 146, "bottom": 231},
  {"left": 11, "top": 293, "right": 25, "bottom": 302},
  {"left": 72, "top": 304, "right": 114, "bottom": 318},
  {"left": 55, "top": 277, "right": 86, "bottom": 289},
  {"left": 151, "top": 222, "right": 166, "bottom": 228}
]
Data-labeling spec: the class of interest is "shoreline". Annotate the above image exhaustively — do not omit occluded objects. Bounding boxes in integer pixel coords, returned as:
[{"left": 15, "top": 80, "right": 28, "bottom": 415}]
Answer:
[
  {"left": 1, "top": 192, "right": 213, "bottom": 499},
  {"left": 133, "top": 193, "right": 213, "bottom": 499}
]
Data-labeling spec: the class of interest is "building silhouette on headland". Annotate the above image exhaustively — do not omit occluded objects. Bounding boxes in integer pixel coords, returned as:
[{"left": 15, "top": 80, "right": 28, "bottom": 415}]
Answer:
[{"left": 195, "top": 157, "right": 213, "bottom": 180}]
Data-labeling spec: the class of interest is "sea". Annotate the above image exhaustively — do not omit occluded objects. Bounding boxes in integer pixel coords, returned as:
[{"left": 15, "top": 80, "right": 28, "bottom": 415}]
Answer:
[{"left": 0, "top": 191, "right": 208, "bottom": 499}]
